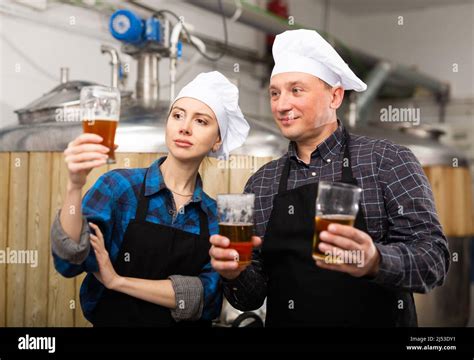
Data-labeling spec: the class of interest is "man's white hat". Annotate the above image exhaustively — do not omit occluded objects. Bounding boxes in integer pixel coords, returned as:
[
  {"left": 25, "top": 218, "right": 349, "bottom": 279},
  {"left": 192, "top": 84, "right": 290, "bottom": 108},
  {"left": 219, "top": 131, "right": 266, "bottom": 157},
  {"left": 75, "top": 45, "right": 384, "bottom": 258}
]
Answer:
[
  {"left": 173, "top": 71, "right": 250, "bottom": 159},
  {"left": 271, "top": 29, "right": 367, "bottom": 92}
]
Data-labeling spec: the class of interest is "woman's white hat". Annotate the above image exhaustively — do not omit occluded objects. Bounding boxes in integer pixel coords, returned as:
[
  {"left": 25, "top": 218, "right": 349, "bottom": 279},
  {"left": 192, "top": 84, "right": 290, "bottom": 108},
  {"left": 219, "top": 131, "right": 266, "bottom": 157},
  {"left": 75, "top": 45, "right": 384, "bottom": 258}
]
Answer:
[{"left": 173, "top": 71, "right": 250, "bottom": 159}]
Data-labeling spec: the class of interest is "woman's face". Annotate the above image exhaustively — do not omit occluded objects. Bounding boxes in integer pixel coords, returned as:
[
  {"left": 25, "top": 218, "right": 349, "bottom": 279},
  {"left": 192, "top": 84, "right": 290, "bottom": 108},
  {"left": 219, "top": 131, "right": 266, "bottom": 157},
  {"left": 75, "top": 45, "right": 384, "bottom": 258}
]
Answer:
[{"left": 166, "top": 97, "right": 222, "bottom": 162}]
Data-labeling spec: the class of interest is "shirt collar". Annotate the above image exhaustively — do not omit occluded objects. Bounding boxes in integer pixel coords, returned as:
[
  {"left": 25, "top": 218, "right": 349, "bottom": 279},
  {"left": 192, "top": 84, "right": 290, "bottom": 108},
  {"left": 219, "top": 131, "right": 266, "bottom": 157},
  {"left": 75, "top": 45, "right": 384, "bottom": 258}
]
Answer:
[
  {"left": 288, "top": 119, "right": 345, "bottom": 164},
  {"left": 145, "top": 156, "right": 208, "bottom": 213}
]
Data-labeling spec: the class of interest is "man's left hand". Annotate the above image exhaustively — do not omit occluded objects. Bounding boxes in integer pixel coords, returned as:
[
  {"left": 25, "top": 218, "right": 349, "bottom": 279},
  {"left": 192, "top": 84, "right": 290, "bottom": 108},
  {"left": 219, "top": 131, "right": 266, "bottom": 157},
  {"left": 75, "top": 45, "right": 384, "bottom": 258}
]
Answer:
[{"left": 313, "top": 223, "right": 380, "bottom": 278}]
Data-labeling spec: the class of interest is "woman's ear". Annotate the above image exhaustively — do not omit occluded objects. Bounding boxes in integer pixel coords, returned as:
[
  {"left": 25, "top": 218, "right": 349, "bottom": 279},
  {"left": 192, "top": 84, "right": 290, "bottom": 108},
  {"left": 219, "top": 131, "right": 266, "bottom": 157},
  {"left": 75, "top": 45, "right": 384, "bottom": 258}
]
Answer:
[{"left": 212, "top": 131, "right": 223, "bottom": 152}]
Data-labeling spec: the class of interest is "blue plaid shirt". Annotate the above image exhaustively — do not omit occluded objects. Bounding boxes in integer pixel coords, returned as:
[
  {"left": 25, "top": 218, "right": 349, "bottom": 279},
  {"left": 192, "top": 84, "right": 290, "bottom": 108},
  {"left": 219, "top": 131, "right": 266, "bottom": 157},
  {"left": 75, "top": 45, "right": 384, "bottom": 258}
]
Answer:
[{"left": 53, "top": 156, "right": 222, "bottom": 322}]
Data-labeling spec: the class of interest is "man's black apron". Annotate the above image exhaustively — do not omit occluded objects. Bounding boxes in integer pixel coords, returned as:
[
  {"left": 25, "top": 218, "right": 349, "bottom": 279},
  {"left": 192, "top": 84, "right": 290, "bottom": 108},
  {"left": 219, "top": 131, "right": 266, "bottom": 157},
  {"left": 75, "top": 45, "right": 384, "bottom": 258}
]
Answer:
[
  {"left": 92, "top": 168, "right": 212, "bottom": 327},
  {"left": 262, "top": 128, "right": 417, "bottom": 327}
]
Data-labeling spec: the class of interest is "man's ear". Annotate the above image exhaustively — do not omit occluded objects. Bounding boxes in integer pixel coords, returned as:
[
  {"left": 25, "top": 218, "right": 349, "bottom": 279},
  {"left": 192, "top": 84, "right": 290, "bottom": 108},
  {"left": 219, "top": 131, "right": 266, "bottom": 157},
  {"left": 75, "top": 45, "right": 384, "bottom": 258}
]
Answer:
[{"left": 330, "top": 86, "right": 345, "bottom": 110}]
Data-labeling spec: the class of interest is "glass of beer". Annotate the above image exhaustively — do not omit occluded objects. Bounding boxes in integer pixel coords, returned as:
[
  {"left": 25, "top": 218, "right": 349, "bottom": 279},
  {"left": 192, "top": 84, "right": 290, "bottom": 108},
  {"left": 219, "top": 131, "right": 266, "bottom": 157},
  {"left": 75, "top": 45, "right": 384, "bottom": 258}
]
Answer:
[
  {"left": 313, "top": 181, "right": 362, "bottom": 263},
  {"left": 80, "top": 85, "right": 120, "bottom": 164},
  {"left": 217, "top": 194, "right": 255, "bottom": 266}
]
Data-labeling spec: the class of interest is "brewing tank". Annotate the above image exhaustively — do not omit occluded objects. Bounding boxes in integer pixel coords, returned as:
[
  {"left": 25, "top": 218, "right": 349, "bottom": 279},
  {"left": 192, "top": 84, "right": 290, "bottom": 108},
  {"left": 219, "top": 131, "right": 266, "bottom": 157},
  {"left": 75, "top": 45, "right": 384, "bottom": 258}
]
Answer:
[{"left": 0, "top": 78, "right": 287, "bottom": 157}]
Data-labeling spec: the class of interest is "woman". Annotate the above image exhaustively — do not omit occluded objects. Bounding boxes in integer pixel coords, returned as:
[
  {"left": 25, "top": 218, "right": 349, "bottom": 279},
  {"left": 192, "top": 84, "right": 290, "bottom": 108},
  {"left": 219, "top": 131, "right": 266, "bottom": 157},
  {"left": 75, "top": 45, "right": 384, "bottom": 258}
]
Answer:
[{"left": 51, "top": 71, "right": 250, "bottom": 327}]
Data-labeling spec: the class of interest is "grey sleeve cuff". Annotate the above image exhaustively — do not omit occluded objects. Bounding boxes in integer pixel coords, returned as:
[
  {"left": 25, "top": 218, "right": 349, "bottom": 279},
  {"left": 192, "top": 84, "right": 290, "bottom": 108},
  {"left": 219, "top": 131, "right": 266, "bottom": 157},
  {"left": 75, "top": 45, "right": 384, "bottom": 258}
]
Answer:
[
  {"left": 168, "top": 275, "right": 204, "bottom": 322},
  {"left": 51, "top": 209, "right": 91, "bottom": 265}
]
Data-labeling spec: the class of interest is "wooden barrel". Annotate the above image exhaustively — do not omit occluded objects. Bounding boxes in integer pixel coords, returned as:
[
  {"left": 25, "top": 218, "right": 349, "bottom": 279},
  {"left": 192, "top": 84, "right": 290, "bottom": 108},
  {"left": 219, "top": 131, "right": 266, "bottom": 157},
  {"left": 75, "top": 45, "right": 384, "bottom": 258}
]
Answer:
[{"left": 414, "top": 166, "right": 474, "bottom": 326}]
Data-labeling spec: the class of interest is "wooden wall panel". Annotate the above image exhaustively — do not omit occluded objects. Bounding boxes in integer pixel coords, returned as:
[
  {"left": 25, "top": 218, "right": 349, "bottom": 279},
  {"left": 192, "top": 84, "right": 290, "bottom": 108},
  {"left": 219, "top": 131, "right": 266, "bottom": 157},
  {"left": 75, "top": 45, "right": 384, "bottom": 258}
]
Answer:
[
  {"left": 0, "top": 153, "right": 10, "bottom": 327},
  {"left": 25, "top": 153, "right": 52, "bottom": 326},
  {"left": 6, "top": 153, "right": 29, "bottom": 326}
]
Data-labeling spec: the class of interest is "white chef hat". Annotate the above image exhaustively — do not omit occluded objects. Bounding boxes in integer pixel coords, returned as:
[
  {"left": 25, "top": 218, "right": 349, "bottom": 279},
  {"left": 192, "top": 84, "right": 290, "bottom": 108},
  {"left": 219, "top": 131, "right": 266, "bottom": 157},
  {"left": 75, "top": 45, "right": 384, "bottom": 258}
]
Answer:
[
  {"left": 172, "top": 71, "right": 250, "bottom": 159},
  {"left": 271, "top": 29, "right": 367, "bottom": 92}
]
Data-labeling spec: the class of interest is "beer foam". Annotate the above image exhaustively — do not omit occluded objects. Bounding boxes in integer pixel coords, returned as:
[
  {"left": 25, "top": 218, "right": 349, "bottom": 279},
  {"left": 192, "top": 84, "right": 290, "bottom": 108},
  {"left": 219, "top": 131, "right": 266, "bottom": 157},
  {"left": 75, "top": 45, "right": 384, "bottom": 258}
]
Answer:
[
  {"left": 82, "top": 116, "right": 118, "bottom": 122},
  {"left": 217, "top": 194, "right": 255, "bottom": 224}
]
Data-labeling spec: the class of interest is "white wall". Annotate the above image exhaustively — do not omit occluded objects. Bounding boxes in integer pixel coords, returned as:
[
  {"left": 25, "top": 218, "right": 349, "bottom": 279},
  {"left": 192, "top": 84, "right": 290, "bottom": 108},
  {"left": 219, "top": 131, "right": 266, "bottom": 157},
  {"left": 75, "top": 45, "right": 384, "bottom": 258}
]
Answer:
[{"left": 339, "top": 2, "right": 474, "bottom": 99}]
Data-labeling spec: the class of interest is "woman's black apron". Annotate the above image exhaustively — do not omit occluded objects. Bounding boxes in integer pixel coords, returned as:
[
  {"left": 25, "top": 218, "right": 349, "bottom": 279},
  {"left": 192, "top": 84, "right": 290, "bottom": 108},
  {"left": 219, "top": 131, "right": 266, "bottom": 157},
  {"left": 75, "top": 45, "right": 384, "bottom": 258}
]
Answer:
[
  {"left": 262, "top": 128, "right": 417, "bottom": 327},
  {"left": 92, "top": 168, "right": 212, "bottom": 327}
]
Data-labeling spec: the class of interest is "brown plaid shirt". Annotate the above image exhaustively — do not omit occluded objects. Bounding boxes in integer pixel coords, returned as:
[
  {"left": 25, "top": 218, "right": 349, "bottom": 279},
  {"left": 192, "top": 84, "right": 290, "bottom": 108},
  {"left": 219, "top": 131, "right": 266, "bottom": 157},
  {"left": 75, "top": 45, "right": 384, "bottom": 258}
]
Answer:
[{"left": 223, "top": 122, "right": 450, "bottom": 311}]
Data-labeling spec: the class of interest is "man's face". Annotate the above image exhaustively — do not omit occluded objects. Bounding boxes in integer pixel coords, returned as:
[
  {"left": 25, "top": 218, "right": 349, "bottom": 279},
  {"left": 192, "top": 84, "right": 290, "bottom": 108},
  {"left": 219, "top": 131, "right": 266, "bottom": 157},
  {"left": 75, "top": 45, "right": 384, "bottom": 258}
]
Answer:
[{"left": 269, "top": 72, "right": 343, "bottom": 142}]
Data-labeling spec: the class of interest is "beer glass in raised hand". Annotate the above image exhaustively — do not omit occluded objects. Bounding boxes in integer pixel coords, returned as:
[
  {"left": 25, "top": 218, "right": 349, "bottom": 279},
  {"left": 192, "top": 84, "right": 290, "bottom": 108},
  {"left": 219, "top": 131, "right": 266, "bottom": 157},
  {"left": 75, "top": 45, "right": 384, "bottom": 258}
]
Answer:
[{"left": 81, "top": 86, "right": 120, "bottom": 164}]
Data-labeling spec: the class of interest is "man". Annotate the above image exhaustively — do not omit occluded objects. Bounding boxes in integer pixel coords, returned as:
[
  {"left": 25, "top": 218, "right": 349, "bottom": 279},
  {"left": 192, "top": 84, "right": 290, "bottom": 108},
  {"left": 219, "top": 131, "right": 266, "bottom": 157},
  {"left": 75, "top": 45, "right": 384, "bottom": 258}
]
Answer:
[{"left": 209, "top": 29, "right": 450, "bottom": 327}]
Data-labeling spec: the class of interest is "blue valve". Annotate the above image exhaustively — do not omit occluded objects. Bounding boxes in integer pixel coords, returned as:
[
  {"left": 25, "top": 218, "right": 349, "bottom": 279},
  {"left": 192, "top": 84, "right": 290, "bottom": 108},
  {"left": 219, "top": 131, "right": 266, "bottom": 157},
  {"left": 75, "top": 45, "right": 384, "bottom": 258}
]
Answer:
[{"left": 109, "top": 9, "right": 144, "bottom": 45}]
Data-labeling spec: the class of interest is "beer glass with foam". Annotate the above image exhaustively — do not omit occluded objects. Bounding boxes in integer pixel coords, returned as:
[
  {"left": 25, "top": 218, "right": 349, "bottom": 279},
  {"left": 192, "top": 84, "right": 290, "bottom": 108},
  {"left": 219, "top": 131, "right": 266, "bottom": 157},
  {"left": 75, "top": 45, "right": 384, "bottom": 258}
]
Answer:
[
  {"left": 80, "top": 86, "right": 121, "bottom": 164},
  {"left": 217, "top": 194, "right": 255, "bottom": 266},
  {"left": 313, "top": 181, "right": 362, "bottom": 263}
]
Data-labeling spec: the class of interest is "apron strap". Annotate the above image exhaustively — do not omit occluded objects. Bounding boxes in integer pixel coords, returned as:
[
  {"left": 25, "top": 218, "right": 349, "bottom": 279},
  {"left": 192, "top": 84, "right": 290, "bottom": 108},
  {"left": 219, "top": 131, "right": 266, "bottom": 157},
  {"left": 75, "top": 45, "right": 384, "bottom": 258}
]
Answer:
[
  {"left": 341, "top": 127, "right": 357, "bottom": 184},
  {"left": 277, "top": 156, "right": 291, "bottom": 193},
  {"left": 135, "top": 169, "right": 150, "bottom": 222},
  {"left": 135, "top": 168, "right": 210, "bottom": 237},
  {"left": 198, "top": 207, "right": 210, "bottom": 239}
]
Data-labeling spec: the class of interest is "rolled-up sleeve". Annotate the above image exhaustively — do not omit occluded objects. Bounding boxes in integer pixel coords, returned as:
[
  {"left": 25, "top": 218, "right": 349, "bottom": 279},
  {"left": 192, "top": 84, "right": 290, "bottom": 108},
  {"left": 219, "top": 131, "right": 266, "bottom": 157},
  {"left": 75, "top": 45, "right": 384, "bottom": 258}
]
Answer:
[
  {"left": 168, "top": 275, "right": 204, "bottom": 321},
  {"left": 51, "top": 210, "right": 91, "bottom": 265},
  {"left": 51, "top": 173, "right": 115, "bottom": 277},
  {"left": 168, "top": 262, "right": 223, "bottom": 322},
  {"left": 373, "top": 144, "right": 450, "bottom": 293}
]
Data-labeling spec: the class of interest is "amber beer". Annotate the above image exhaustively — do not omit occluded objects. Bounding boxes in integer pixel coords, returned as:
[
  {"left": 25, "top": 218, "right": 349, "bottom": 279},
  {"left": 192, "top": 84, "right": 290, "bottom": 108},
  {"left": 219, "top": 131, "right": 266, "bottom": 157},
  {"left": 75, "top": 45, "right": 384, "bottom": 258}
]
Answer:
[
  {"left": 313, "top": 214, "right": 355, "bottom": 261},
  {"left": 82, "top": 118, "right": 118, "bottom": 163},
  {"left": 219, "top": 223, "right": 253, "bottom": 265},
  {"left": 80, "top": 85, "right": 120, "bottom": 164}
]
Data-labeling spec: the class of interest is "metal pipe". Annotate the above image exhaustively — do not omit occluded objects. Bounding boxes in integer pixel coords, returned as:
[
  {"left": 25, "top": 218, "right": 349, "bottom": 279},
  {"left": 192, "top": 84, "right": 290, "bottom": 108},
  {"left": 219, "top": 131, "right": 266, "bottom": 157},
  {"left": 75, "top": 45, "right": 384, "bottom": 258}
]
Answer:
[
  {"left": 136, "top": 52, "right": 160, "bottom": 109},
  {"left": 100, "top": 45, "right": 120, "bottom": 88},
  {"left": 60, "top": 67, "right": 69, "bottom": 84},
  {"left": 355, "top": 61, "right": 393, "bottom": 125},
  {"left": 183, "top": 0, "right": 294, "bottom": 34}
]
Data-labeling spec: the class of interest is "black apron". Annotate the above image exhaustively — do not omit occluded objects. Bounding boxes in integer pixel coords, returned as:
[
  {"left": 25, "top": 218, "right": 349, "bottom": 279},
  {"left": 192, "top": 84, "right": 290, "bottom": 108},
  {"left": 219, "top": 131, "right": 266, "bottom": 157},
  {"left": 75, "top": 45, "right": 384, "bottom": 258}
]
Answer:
[
  {"left": 262, "top": 128, "right": 417, "bottom": 327},
  {"left": 92, "top": 168, "right": 212, "bottom": 327}
]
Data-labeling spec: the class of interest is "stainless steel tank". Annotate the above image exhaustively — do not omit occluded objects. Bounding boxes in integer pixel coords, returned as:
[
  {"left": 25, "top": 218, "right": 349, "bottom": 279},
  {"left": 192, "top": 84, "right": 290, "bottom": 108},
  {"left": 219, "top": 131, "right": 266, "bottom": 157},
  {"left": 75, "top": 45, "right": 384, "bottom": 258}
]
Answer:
[
  {"left": 0, "top": 109, "right": 287, "bottom": 157},
  {"left": 0, "top": 77, "right": 287, "bottom": 157}
]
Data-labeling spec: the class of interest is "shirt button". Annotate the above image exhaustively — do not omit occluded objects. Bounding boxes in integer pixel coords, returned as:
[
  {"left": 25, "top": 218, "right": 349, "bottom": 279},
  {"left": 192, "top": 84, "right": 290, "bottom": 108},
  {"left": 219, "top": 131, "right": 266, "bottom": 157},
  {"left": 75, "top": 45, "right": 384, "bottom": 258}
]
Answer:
[
  {"left": 326, "top": 158, "right": 331, "bottom": 163},
  {"left": 168, "top": 209, "right": 174, "bottom": 215},
  {"left": 311, "top": 172, "right": 317, "bottom": 176}
]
